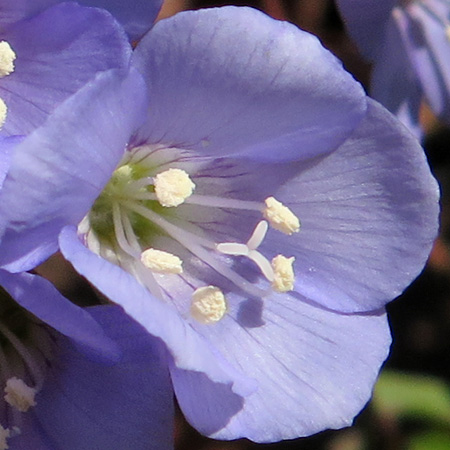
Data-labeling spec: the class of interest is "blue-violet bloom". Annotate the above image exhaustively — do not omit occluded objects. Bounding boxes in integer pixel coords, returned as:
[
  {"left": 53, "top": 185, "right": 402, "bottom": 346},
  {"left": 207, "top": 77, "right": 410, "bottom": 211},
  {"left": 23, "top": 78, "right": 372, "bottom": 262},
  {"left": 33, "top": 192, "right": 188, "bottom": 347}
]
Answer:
[
  {"left": 0, "top": 1, "right": 133, "bottom": 136},
  {"left": 1, "top": 0, "right": 163, "bottom": 41},
  {"left": 0, "top": 132, "right": 173, "bottom": 450},
  {"left": 337, "top": 0, "right": 450, "bottom": 136},
  {"left": 0, "top": 270, "right": 173, "bottom": 450},
  {"left": 0, "top": 6, "right": 440, "bottom": 442}
]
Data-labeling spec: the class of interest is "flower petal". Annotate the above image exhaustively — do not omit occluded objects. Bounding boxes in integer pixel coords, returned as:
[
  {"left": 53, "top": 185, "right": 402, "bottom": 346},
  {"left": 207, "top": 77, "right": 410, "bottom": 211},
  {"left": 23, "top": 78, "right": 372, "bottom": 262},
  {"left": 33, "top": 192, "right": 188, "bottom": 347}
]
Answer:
[
  {"left": 59, "top": 225, "right": 257, "bottom": 399},
  {"left": 394, "top": 2, "right": 450, "bottom": 121},
  {"left": 0, "top": 2, "right": 131, "bottom": 135},
  {"left": 0, "top": 68, "right": 147, "bottom": 272},
  {"left": 269, "top": 99, "right": 439, "bottom": 312},
  {"left": 77, "top": 0, "right": 163, "bottom": 40},
  {"left": 34, "top": 305, "right": 174, "bottom": 450},
  {"left": 336, "top": 0, "right": 396, "bottom": 60},
  {"left": 172, "top": 293, "right": 391, "bottom": 441},
  {"left": 0, "top": 135, "right": 22, "bottom": 187},
  {"left": 0, "top": 0, "right": 58, "bottom": 29},
  {"left": 370, "top": 14, "right": 423, "bottom": 137},
  {"left": 0, "top": 270, "right": 120, "bottom": 363},
  {"left": 132, "top": 6, "right": 367, "bottom": 162}
]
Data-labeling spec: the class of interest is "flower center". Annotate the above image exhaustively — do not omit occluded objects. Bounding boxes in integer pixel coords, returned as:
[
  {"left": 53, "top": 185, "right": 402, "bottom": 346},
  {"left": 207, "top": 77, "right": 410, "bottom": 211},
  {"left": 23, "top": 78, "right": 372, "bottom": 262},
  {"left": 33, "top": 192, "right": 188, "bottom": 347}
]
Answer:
[
  {"left": 82, "top": 145, "right": 300, "bottom": 324},
  {"left": 0, "top": 287, "right": 53, "bottom": 447},
  {"left": 0, "top": 41, "right": 16, "bottom": 129}
]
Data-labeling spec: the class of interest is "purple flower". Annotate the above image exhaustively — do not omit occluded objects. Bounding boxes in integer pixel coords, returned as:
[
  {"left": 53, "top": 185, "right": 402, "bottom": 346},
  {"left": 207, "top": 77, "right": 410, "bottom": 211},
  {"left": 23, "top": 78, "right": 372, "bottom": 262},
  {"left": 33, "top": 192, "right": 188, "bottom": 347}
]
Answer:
[
  {"left": 1, "top": 0, "right": 163, "bottom": 41},
  {"left": 0, "top": 6, "right": 440, "bottom": 442},
  {"left": 0, "top": 133, "right": 172, "bottom": 449},
  {"left": 0, "top": 2, "right": 133, "bottom": 136},
  {"left": 337, "top": 0, "right": 450, "bottom": 136},
  {"left": 0, "top": 270, "right": 173, "bottom": 450}
]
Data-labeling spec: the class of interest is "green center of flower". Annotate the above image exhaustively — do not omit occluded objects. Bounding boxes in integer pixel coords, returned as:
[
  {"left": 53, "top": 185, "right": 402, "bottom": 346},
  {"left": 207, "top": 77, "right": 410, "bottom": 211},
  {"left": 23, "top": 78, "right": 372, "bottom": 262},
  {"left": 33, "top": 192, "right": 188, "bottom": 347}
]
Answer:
[{"left": 81, "top": 144, "right": 301, "bottom": 324}]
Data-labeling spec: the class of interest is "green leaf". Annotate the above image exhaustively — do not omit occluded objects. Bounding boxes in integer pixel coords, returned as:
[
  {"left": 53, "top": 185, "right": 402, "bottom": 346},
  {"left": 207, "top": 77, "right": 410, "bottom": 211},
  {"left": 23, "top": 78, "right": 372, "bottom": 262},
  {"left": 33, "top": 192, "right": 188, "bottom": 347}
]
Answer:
[
  {"left": 409, "top": 431, "right": 450, "bottom": 450},
  {"left": 373, "top": 370, "right": 450, "bottom": 426}
]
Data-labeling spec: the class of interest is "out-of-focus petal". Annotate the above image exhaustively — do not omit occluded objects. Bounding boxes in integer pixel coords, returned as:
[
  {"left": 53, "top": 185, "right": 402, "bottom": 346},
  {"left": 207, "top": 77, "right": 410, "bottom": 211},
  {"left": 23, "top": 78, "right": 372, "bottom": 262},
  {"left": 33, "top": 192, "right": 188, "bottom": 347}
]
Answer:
[
  {"left": 34, "top": 306, "right": 174, "bottom": 450},
  {"left": 0, "top": 2, "right": 132, "bottom": 135},
  {"left": 132, "top": 6, "right": 367, "bottom": 162},
  {"left": 336, "top": 0, "right": 396, "bottom": 60},
  {"left": 394, "top": 2, "right": 450, "bottom": 120},
  {"left": 370, "top": 14, "right": 423, "bottom": 137},
  {"left": 172, "top": 294, "right": 390, "bottom": 441},
  {"left": 59, "top": 225, "right": 257, "bottom": 399},
  {"left": 0, "top": 270, "right": 120, "bottom": 363},
  {"left": 0, "top": 135, "right": 23, "bottom": 187},
  {"left": 77, "top": 0, "right": 163, "bottom": 40},
  {"left": 0, "top": 68, "right": 147, "bottom": 272},
  {"left": 268, "top": 99, "right": 439, "bottom": 312},
  {"left": 0, "top": 0, "right": 58, "bottom": 29}
]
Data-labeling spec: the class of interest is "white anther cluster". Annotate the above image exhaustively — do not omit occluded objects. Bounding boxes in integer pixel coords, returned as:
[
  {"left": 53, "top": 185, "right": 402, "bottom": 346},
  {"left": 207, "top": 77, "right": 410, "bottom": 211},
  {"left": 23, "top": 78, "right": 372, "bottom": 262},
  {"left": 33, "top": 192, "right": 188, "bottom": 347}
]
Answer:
[
  {"left": 0, "top": 41, "right": 15, "bottom": 78},
  {"left": 446, "top": 24, "right": 450, "bottom": 41},
  {"left": 154, "top": 168, "right": 195, "bottom": 207},
  {"left": 263, "top": 196, "right": 300, "bottom": 235},
  {"left": 0, "top": 425, "right": 10, "bottom": 450},
  {"left": 4, "top": 377, "right": 37, "bottom": 412},
  {"left": 0, "top": 41, "right": 16, "bottom": 129},
  {"left": 141, "top": 248, "right": 183, "bottom": 274},
  {"left": 190, "top": 286, "right": 227, "bottom": 324},
  {"left": 271, "top": 255, "right": 295, "bottom": 292},
  {"left": 0, "top": 99, "right": 7, "bottom": 129}
]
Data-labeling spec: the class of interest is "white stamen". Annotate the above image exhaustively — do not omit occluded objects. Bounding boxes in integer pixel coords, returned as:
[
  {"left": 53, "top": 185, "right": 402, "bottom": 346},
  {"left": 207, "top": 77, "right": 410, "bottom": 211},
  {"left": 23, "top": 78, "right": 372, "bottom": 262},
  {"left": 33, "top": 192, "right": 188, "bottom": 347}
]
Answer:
[
  {"left": 191, "top": 286, "right": 227, "bottom": 324},
  {"left": 263, "top": 197, "right": 300, "bottom": 235},
  {"left": 0, "top": 98, "right": 7, "bottom": 129},
  {"left": 271, "top": 255, "right": 295, "bottom": 292},
  {"left": 4, "top": 377, "right": 37, "bottom": 413},
  {"left": 0, "top": 425, "right": 10, "bottom": 450},
  {"left": 0, "top": 41, "right": 15, "bottom": 78},
  {"left": 184, "top": 194, "right": 262, "bottom": 211},
  {"left": 154, "top": 168, "right": 195, "bottom": 207},
  {"left": 112, "top": 203, "right": 140, "bottom": 258},
  {"left": 141, "top": 248, "right": 183, "bottom": 274}
]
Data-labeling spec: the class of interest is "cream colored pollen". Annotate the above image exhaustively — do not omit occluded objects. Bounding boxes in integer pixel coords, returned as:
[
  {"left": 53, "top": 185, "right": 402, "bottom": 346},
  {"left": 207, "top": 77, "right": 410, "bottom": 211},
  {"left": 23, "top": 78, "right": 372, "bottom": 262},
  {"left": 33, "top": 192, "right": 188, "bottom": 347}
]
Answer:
[
  {"left": 446, "top": 25, "right": 450, "bottom": 41},
  {"left": 0, "top": 425, "right": 10, "bottom": 450},
  {"left": 4, "top": 377, "right": 37, "bottom": 412},
  {"left": 141, "top": 248, "right": 183, "bottom": 274},
  {"left": 263, "top": 197, "right": 300, "bottom": 235},
  {"left": 191, "top": 286, "right": 227, "bottom": 324},
  {"left": 154, "top": 168, "right": 195, "bottom": 207},
  {"left": 271, "top": 255, "right": 295, "bottom": 292},
  {"left": 0, "top": 98, "right": 7, "bottom": 129},
  {"left": 0, "top": 41, "right": 15, "bottom": 78}
]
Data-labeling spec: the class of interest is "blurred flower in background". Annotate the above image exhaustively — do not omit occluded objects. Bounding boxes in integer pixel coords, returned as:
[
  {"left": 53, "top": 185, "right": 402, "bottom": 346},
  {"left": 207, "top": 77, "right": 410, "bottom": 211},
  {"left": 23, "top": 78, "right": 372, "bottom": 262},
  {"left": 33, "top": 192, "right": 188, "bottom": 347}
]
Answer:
[
  {"left": 0, "top": 2, "right": 136, "bottom": 136},
  {"left": 336, "top": 0, "right": 450, "bottom": 138},
  {"left": 0, "top": 270, "right": 174, "bottom": 450}
]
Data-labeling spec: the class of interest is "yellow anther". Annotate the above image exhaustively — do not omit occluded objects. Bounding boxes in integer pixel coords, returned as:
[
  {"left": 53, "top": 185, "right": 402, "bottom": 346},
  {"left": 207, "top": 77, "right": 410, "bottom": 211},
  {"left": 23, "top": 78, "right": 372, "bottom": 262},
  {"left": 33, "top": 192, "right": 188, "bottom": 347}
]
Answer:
[
  {"left": 0, "top": 41, "right": 15, "bottom": 78},
  {"left": 271, "top": 255, "right": 295, "bottom": 292},
  {"left": 140, "top": 248, "right": 183, "bottom": 274},
  {"left": 191, "top": 286, "right": 227, "bottom": 324},
  {"left": 0, "top": 425, "right": 10, "bottom": 450},
  {"left": 154, "top": 168, "right": 195, "bottom": 207},
  {"left": 4, "top": 377, "right": 37, "bottom": 412},
  {"left": 263, "top": 197, "right": 300, "bottom": 235},
  {"left": 0, "top": 98, "right": 7, "bottom": 129}
]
